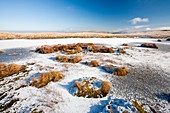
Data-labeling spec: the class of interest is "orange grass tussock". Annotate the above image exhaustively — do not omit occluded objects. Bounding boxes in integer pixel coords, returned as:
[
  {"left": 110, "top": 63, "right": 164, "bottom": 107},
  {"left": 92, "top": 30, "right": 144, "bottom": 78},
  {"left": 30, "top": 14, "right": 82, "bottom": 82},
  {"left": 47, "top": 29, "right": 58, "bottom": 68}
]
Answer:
[
  {"left": 56, "top": 55, "right": 82, "bottom": 63},
  {"left": 0, "top": 63, "right": 26, "bottom": 78},
  {"left": 73, "top": 77, "right": 111, "bottom": 98},
  {"left": 32, "top": 70, "right": 63, "bottom": 88}
]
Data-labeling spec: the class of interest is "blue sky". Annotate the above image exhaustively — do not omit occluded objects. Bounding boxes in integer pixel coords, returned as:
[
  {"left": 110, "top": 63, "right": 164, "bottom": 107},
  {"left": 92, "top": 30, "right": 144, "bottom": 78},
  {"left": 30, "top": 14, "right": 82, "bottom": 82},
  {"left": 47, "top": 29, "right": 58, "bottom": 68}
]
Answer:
[{"left": 0, "top": 0, "right": 170, "bottom": 31}]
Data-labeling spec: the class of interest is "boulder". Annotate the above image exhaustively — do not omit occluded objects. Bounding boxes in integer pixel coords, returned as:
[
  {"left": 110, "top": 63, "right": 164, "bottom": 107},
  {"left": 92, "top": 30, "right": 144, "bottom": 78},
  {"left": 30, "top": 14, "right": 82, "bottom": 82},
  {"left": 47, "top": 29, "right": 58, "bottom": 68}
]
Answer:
[
  {"left": 166, "top": 38, "right": 170, "bottom": 41},
  {"left": 157, "top": 39, "right": 162, "bottom": 42}
]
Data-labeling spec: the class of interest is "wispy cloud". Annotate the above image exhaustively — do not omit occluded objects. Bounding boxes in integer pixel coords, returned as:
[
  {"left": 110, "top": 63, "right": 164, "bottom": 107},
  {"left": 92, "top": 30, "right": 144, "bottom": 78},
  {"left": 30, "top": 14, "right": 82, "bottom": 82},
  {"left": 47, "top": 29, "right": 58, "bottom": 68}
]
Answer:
[
  {"left": 130, "top": 17, "right": 149, "bottom": 24},
  {"left": 134, "top": 25, "right": 149, "bottom": 29},
  {"left": 145, "top": 26, "right": 170, "bottom": 31}
]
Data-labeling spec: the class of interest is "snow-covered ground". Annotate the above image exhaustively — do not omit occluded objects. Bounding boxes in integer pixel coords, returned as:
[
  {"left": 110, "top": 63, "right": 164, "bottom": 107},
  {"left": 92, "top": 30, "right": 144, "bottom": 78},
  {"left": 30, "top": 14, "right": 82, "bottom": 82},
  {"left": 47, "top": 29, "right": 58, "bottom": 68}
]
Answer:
[
  {"left": 0, "top": 38, "right": 170, "bottom": 113},
  {"left": 1, "top": 37, "right": 170, "bottom": 50}
]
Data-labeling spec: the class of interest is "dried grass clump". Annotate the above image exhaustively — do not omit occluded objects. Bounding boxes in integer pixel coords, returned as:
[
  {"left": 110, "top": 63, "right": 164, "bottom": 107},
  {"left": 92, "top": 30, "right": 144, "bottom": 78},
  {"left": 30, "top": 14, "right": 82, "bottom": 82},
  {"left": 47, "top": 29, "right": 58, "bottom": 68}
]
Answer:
[
  {"left": 122, "top": 43, "right": 129, "bottom": 46},
  {"left": 56, "top": 55, "right": 70, "bottom": 63},
  {"left": 141, "top": 43, "right": 158, "bottom": 49},
  {"left": 90, "top": 45, "right": 114, "bottom": 53},
  {"left": 118, "top": 48, "right": 127, "bottom": 54},
  {"left": 0, "top": 50, "right": 3, "bottom": 54},
  {"left": 35, "top": 43, "right": 116, "bottom": 54},
  {"left": 114, "top": 67, "right": 128, "bottom": 76},
  {"left": 72, "top": 77, "right": 111, "bottom": 98},
  {"left": 66, "top": 46, "right": 82, "bottom": 54},
  {"left": 102, "top": 65, "right": 128, "bottom": 76},
  {"left": 75, "top": 43, "right": 95, "bottom": 48},
  {"left": 86, "top": 60, "right": 100, "bottom": 67},
  {"left": 32, "top": 70, "right": 63, "bottom": 88},
  {"left": 56, "top": 55, "right": 82, "bottom": 63},
  {"left": 99, "top": 46, "right": 114, "bottom": 53},
  {"left": 35, "top": 45, "right": 54, "bottom": 54},
  {"left": 89, "top": 45, "right": 100, "bottom": 53},
  {"left": 100, "top": 81, "right": 112, "bottom": 96},
  {"left": 0, "top": 63, "right": 26, "bottom": 78},
  {"left": 70, "top": 55, "right": 82, "bottom": 63},
  {"left": 132, "top": 101, "right": 147, "bottom": 113},
  {"left": 104, "top": 59, "right": 116, "bottom": 63}
]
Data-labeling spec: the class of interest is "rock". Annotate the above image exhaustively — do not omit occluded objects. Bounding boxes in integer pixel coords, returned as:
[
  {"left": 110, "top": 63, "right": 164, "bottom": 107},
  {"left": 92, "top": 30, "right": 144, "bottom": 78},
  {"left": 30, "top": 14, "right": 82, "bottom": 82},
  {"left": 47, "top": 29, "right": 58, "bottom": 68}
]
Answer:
[
  {"left": 166, "top": 38, "right": 170, "bottom": 41},
  {"left": 141, "top": 43, "right": 158, "bottom": 49},
  {"left": 157, "top": 39, "right": 162, "bottom": 42}
]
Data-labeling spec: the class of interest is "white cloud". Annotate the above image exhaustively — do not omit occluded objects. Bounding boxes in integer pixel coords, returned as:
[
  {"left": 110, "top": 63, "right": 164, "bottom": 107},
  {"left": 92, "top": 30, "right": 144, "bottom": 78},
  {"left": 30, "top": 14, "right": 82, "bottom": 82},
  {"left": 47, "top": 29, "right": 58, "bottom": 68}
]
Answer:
[
  {"left": 154, "top": 26, "right": 170, "bottom": 30},
  {"left": 146, "top": 27, "right": 151, "bottom": 30},
  {"left": 130, "top": 17, "right": 149, "bottom": 24},
  {"left": 134, "top": 25, "right": 148, "bottom": 29}
]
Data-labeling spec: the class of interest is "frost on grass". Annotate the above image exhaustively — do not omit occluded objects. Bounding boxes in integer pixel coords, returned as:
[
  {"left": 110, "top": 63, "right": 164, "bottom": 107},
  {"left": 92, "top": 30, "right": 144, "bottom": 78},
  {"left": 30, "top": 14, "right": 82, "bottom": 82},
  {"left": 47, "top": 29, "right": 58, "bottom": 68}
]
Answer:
[
  {"left": 0, "top": 63, "right": 26, "bottom": 79},
  {"left": 70, "top": 77, "right": 111, "bottom": 98},
  {"left": 102, "top": 97, "right": 137, "bottom": 113},
  {"left": 31, "top": 70, "right": 63, "bottom": 88}
]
